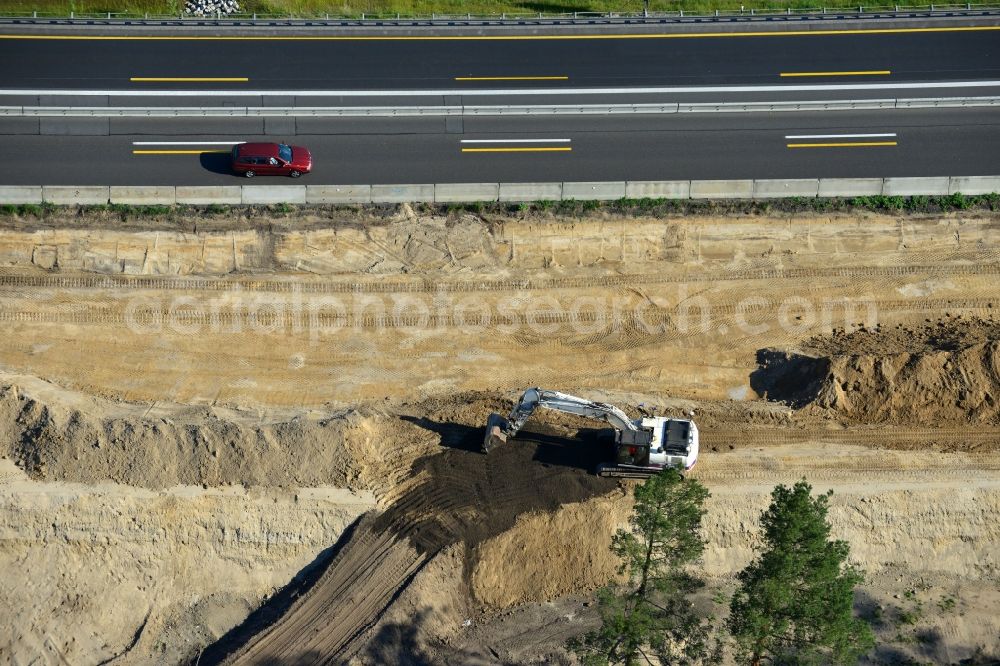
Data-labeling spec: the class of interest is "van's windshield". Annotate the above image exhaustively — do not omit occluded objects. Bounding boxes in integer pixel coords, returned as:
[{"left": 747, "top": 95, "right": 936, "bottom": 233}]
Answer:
[{"left": 278, "top": 144, "right": 293, "bottom": 162}]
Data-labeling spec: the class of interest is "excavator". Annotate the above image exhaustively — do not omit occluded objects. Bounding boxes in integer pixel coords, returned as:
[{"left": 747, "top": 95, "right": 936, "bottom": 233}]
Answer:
[{"left": 483, "top": 388, "right": 698, "bottom": 478}]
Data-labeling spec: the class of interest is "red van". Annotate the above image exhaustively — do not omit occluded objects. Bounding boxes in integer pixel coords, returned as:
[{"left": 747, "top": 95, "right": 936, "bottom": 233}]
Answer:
[{"left": 231, "top": 142, "right": 312, "bottom": 178}]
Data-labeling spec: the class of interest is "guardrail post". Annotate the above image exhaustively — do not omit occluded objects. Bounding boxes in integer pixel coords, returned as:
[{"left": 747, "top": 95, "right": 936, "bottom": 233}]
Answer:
[
  {"left": 70, "top": 10, "right": 73, "bottom": 17},
  {"left": 32, "top": 9, "right": 36, "bottom": 16}
]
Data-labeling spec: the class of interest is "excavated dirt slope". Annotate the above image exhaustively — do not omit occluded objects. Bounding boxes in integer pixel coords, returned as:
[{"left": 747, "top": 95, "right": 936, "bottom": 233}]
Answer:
[{"left": 1, "top": 208, "right": 999, "bottom": 664}]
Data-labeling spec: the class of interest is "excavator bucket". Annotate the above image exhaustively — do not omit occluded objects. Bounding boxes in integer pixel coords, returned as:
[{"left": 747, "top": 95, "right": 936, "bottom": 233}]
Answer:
[{"left": 482, "top": 413, "right": 509, "bottom": 453}]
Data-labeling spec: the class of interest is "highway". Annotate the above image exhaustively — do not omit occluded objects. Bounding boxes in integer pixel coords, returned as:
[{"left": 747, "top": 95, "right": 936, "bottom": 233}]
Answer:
[
  {"left": 1, "top": 20, "right": 999, "bottom": 185},
  {"left": 3, "top": 109, "right": 998, "bottom": 185},
  {"left": 2, "top": 27, "right": 999, "bottom": 89}
]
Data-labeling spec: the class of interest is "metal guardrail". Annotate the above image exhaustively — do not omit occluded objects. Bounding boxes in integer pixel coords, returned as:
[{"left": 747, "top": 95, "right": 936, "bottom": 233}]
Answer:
[
  {"left": 1, "top": 3, "right": 999, "bottom": 23},
  {"left": 2, "top": 97, "right": 998, "bottom": 117}
]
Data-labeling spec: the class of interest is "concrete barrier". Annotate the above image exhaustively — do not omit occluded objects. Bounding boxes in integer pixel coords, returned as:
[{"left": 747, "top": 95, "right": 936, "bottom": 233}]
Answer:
[
  {"left": 882, "top": 177, "right": 950, "bottom": 196},
  {"left": 42, "top": 186, "right": 110, "bottom": 205},
  {"left": 109, "top": 186, "right": 176, "bottom": 205},
  {"left": 498, "top": 183, "right": 562, "bottom": 202},
  {"left": 0, "top": 186, "right": 43, "bottom": 204},
  {"left": 948, "top": 176, "right": 1000, "bottom": 195},
  {"left": 434, "top": 183, "right": 500, "bottom": 203},
  {"left": 8, "top": 177, "right": 999, "bottom": 208},
  {"left": 625, "top": 181, "right": 690, "bottom": 199},
  {"left": 689, "top": 179, "right": 753, "bottom": 199},
  {"left": 753, "top": 179, "right": 819, "bottom": 199},
  {"left": 241, "top": 186, "right": 307, "bottom": 205},
  {"left": 818, "top": 178, "right": 883, "bottom": 197},
  {"left": 306, "top": 185, "right": 372, "bottom": 204},
  {"left": 175, "top": 186, "right": 242, "bottom": 205},
  {"left": 562, "top": 181, "right": 626, "bottom": 201},
  {"left": 371, "top": 184, "right": 434, "bottom": 203}
]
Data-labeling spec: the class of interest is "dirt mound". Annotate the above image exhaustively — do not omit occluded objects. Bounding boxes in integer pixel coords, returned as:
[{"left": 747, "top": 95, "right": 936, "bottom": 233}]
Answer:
[
  {"left": 471, "top": 491, "right": 631, "bottom": 608},
  {"left": 756, "top": 318, "right": 1000, "bottom": 425},
  {"left": 813, "top": 341, "right": 1000, "bottom": 424},
  {"left": 0, "top": 379, "right": 437, "bottom": 494}
]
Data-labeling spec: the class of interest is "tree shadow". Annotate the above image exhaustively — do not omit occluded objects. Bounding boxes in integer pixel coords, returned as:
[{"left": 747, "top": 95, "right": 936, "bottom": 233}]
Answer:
[
  {"left": 195, "top": 514, "right": 370, "bottom": 665},
  {"left": 199, "top": 151, "right": 236, "bottom": 176},
  {"left": 854, "top": 588, "right": 889, "bottom": 627},
  {"left": 359, "top": 608, "right": 438, "bottom": 666},
  {"left": 361, "top": 608, "right": 524, "bottom": 666},
  {"left": 748, "top": 348, "right": 830, "bottom": 407}
]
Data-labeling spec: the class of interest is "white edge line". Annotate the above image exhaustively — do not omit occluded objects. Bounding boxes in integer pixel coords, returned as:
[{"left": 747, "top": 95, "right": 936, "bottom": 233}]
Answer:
[
  {"left": 459, "top": 139, "right": 572, "bottom": 144},
  {"left": 132, "top": 141, "right": 246, "bottom": 145},
  {"left": 7, "top": 80, "right": 1000, "bottom": 97},
  {"left": 784, "top": 133, "right": 897, "bottom": 139}
]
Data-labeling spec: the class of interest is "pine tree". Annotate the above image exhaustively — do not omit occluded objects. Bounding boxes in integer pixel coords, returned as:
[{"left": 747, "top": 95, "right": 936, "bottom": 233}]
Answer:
[
  {"left": 568, "top": 468, "right": 716, "bottom": 666},
  {"left": 728, "top": 481, "right": 875, "bottom": 665}
]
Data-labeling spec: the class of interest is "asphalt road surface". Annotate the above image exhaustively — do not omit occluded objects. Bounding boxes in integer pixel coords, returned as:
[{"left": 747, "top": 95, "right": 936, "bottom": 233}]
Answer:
[
  {"left": 1, "top": 22, "right": 999, "bottom": 184},
  {"left": 2, "top": 27, "right": 999, "bottom": 90},
  {"left": 6, "top": 109, "right": 998, "bottom": 185}
]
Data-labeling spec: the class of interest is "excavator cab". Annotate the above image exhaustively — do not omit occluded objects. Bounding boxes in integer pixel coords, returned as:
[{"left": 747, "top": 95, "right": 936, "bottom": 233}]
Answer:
[
  {"left": 611, "top": 426, "right": 654, "bottom": 467},
  {"left": 613, "top": 441, "right": 652, "bottom": 467}
]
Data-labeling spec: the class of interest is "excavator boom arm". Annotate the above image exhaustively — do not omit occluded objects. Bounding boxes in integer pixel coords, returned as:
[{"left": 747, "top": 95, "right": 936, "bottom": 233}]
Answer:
[{"left": 483, "top": 388, "right": 640, "bottom": 453}]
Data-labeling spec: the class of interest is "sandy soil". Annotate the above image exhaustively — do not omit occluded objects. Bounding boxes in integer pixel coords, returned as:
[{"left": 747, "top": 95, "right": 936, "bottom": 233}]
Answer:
[{"left": 0, "top": 207, "right": 998, "bottom": 664}]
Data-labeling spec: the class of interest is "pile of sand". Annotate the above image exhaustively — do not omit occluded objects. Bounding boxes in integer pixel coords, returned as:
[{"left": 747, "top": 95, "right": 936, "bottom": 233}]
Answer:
[
  {"left": 754, "top": 317, "right": 1000, "bottom": 425},
  {"left": 813, "top": 341, "right": 1000, "bottom": 424},
  {"left": 0, "top": 378, "right": 437, "bottom": 496}
]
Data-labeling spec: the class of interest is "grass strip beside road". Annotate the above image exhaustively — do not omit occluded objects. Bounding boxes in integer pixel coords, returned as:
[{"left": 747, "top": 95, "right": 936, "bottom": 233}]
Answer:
[
  {"left": 2, "top": 193, "right": 999, "bottom": 221},
  {"left": 0, "top": 0, "right": 984, "bottom": 19}
]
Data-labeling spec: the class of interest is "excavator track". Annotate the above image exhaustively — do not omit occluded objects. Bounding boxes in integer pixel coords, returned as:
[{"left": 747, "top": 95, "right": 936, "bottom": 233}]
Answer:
[{"left": 596, "top": 464, "right": 667, "bottom": 479}]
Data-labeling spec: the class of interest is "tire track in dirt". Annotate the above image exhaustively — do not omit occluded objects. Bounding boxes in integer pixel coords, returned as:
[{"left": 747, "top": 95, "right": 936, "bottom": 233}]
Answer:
[
  {"left": 2, "top": 261, "right": 999, "bottom": 295},
  {"left": 3, "top": 298, "right": 999, "bottom": 329}
]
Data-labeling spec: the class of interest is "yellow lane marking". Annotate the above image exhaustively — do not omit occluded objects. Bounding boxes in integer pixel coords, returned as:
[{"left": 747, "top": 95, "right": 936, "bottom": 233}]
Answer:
[
  {"left": 130, "top": 77, "right": 249, "bottom": 82},
  {"left": 133, "top": 149, "right": 231, "bottom": 154},
  {"left": 461, "top": 147, "right": 572, "bottom": 153},
  {"left": 2, "top": 25, "right": 999, "bottom": 40},
  {"left": 455, "top": 76, "right": 569, "bottom": 81},
  {"left": 780, "top": 70, "right": 890, "bottom": 77},
  {"left": 786, "top": 141, "right": 898, "bottom": 148}
]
